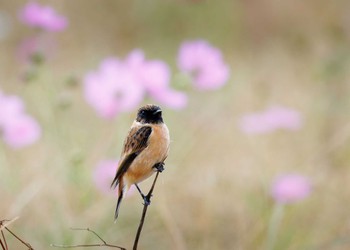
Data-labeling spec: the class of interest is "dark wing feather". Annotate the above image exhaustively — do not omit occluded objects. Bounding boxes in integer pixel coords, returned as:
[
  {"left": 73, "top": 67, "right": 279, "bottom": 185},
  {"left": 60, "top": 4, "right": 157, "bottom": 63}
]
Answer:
[{"left": 111, "top": 126, "right": 152, "bottom": 188}]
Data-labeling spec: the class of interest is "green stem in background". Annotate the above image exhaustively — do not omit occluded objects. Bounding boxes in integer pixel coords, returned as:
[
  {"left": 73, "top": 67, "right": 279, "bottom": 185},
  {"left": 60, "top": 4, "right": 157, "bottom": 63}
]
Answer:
[{"left": 266, "top": 203, "right": 285, "bottom": 250}]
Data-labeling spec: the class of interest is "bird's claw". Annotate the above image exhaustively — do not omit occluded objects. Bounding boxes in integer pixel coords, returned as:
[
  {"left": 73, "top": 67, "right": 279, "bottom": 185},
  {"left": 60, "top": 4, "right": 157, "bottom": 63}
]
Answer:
[
  {"left": 142, "top": 195, "right": 151, "bottom": 206},
  {"left": 153, "top": 162, "right": 165, "bottom": 172}
]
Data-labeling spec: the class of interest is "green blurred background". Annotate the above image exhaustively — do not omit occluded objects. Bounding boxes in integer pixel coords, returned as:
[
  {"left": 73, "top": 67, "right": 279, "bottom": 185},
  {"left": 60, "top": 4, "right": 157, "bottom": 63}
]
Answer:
[{"left": 1, "top": 0, "right": 350, "bottom": 249}]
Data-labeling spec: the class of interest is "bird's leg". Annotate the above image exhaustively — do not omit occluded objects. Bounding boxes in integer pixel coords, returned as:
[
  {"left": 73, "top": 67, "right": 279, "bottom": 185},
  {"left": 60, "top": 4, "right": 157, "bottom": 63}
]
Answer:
[
  {"left": 135, "top": 183, "right": 151, "bottom": 206},
  {"left": 153, "top": 162, "right": 165, "bottom": 172},
  {"left": 134, "top": 163, "right": 164, "bottom": 206}
]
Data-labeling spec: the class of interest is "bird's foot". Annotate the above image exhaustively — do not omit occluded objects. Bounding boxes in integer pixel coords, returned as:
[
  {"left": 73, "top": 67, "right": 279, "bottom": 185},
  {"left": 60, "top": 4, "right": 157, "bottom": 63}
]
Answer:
[
  {"left": 142, "top": 194, "right": 151, "bottom": 206},
  {"left": 135, "top": 183, "right": 151, "bottom": 205},
  {"left": 153, "top": 162, "right": 165, "bottom": 173}
]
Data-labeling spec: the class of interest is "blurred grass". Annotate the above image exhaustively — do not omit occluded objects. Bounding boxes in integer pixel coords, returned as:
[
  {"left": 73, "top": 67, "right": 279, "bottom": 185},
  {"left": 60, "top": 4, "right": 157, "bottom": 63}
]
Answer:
[{"left": 1, "top": 0, "right": 350, "bottom": 249}]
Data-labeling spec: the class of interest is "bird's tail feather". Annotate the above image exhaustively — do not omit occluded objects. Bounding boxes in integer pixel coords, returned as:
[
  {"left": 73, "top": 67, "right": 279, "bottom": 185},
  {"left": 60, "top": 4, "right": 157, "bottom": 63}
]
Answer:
[
  {"left": 110, "top": 175, "right": 119, "bottom": 189},
  {"left": 114, "top": 181, "right": 125, "bottom": 222}
]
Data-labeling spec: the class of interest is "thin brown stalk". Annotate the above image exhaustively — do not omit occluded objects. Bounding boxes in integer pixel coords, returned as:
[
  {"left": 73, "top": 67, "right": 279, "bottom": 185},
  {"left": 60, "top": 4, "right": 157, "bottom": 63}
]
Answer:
[
  {"left": 1, "top": 217, "right": 27, "bottom": 250},
  {"left": 1, "top": 230, "right": 8, "bottom": 250},
  {"left": 0, "top": 239, "right": 6, "bottom": 250},
  {"left": 50, "top": 228, "right": 125, "bottom": 250},
  {"left": 51, "top": 243, "right": 123, "bottom": 249},
  {"left": 5, "top": 227, "right": 34, "bottom": 250},
  {"left": 0, "top": 218, "right": 18, "bottom": 230},
  {"left": 132, "top": 171, "right": 160, "bottom": 250}
]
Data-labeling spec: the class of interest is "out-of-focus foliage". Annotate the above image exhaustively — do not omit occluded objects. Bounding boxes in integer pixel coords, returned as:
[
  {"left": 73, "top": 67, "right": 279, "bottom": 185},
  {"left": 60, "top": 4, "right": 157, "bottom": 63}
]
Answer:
[{"left": 1, "top": 0, "right": 350, "bottom": 249}]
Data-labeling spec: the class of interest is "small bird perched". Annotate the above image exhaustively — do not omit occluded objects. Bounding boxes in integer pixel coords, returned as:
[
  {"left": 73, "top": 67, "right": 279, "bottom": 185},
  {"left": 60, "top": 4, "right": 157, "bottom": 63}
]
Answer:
[{"left": 111, "top": 104, "right": 170, "bottom": 221}]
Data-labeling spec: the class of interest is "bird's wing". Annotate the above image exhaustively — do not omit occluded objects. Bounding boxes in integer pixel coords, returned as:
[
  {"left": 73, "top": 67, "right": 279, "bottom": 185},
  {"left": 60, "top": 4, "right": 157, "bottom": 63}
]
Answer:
[{"left": 111, "top": 125, "right": 152, "bottom": 188}]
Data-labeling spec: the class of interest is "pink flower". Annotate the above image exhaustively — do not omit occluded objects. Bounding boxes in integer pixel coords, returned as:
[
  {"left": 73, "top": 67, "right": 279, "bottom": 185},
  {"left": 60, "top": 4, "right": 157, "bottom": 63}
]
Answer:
[
  {"left": 0, "top": 90, "right": 41, "bottom": 149},
  {"left": 238, "top": 106, "right": 302, "bottom": 135},
  {"left": 84, "top": 51, "right": 188, "bottom": 118},
  {"left": 0, "top": 94, "right": 24, "bottom": 126},
  {"left": 93, "top": 160, "right": 118, "bottom": 194},
  {"left": 271, "top": 174, "right": 311, "bottom": 204},
  {"left": 124, "top": 49, "right": 146, "bottom": 72},
  {"left": 140, "top": 60, "right": 171, "bottom": 92},
  {"left": 83, "top": 58, "right": 144, "bottom": 119},
  {"left": 93, "top": 160, "right": 135, "bottom": 197},
  {"left": 125, "top": 49, "right": 188, "bottom": 109},
  {"left": 2, "top": 114, "right": 41, "bottom": 149},
  {"left": 150, "top": 88, "right": 188, "bottom": 110},
  {"left": 178, "top": 40, "right": 230, "bottom": 90},
  {"left": 19, "top": 2, "right": 68, "bottom": 32},
  {"left": 123, "top": 50, "right": 169, "bottom": 92}
]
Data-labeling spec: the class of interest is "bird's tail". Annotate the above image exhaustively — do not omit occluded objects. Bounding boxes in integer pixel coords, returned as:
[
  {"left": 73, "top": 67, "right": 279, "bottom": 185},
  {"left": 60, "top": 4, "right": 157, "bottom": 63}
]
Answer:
[
  {"left": 110, "top": 173, "right": 119, "bottom": 189},
  {"left": 114, "top": 180, "right": 125, "bottom": 222}
]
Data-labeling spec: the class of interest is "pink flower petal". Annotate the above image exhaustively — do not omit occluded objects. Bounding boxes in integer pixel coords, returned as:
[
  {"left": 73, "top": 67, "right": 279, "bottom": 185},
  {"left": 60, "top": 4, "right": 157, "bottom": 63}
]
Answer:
[
  {"left": 271, "top": 174, "right": 311, "bottom": 204},
  {"left": 140, "top": 60, "right": 171, "bottom": 92},
  {"left": 84, "top": 50, "right": 188, "bottom": 116},
  {"left": 0, "top": 94, "right": 25, "bottom": 126},
  {"left": 194, "top": 62, "right": 230, "bottom": 90},
  {"left": 93, "top": 160, "right": 135, "bottom": 197},
  {"left": 264, "top": 106, "right": 302, "bottom": 130},
  {"left": 84, "top": 72, "right": 119, "bottom": 118},
  {"left": 150, "top": 88, "right": 188, "bottom": 110},
  {"left": 125, "top": 49, "right": 145, "bottom": 70},
  {"left": 238, "top": 106, "right": 302, "bottom": 135},
  {"left": 19, "top": 2, "right": 68, "bottom": 32},
  {"left": 2, "top": 114, "right": 41, "bottom": 149},
  {"left": 178, "top": 40, "right": 230, "bottom": 90},
  {"left": 83, "top": 58, "right": 145, "bottom": 119},
  {"left": 125, "top": 50, "right": 172, "bottom": 92}
]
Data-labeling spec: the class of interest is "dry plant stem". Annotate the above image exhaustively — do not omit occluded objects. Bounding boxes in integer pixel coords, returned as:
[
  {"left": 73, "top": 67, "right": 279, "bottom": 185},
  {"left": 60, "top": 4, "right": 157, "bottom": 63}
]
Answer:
[
  {"left": 51, "top": 243, "right": 123, "bottom": 249},
  {"left": 132, "top": 171, "right": 161, "bottom": 250},
  {"left": 0, "top": 239, "right": 6, "bottom": 250},
  {"left": 50, "top": 228, "right": 125, "bottom": 250},
  {"left": 1, "top": 230, "right": 8, "bottom": 250},
  {"left": 5, "top": 227, "right": 34, "bottom": 250}
]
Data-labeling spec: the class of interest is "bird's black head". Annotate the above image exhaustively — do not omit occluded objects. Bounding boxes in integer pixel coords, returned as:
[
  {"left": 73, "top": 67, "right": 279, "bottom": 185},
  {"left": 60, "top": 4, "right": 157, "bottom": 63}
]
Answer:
[{"left": 136, "top": 104, "right": 163, "bottom": 124}]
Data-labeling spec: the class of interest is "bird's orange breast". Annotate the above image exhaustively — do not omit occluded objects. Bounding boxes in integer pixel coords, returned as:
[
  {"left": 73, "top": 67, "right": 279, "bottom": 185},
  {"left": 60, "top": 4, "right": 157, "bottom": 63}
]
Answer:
[{"left": 124, "top": 124, "right": 169, "bottom": 186}]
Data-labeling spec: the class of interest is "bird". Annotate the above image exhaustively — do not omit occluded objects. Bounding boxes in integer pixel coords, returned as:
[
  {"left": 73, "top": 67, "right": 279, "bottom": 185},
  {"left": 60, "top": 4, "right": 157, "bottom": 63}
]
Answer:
[{"left": 111, "top": 104, "right": 170, "bottom": 221}]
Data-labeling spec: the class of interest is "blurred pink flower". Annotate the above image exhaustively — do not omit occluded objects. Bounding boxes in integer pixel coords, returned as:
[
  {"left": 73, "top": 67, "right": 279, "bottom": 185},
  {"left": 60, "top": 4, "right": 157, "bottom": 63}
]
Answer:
[
  {"left": 136, "top": 58, "right": 171, "bottom": 92},
  {"left": 126, "top": 49, "right": 188, "bottom": 109},
  {"left": 125, "top": 49, "right": 146, "bottom": 72},
  {"left": 0, "top": 90, "right": 41, "bottom": 149},
  {"left": 238, "top": 106, "right": 302, "bottom": 134},
  {"left": 19, "top": 2, "right": 68, "bottom": 32},
  {"left": 178, "top": 40, "right": 230, "bottom": 90},
  {"left": 93, "top": 160, "right": 135, "bottom": 197},
  {"left": 84, "top": 51, "right": 187, "bottom": 117},
  {"left": 125, "top": 51, "right": 168, "bottom": 92},
  {"left": 271, "top": 174, "right": 311, "bottom": 204},
  {"left": 83, "top": 58, "right": 144, "bottom": 119},
  {"left": 0, "top": 94, "right": 25, "bottom": 126},
  {"left": 150, "top": 88, "right": 188, "bottom": 110},
  {"left": 2, "top": 114, "right": 41, "bottom": 149}
]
